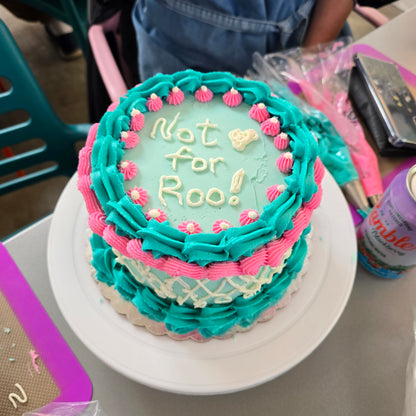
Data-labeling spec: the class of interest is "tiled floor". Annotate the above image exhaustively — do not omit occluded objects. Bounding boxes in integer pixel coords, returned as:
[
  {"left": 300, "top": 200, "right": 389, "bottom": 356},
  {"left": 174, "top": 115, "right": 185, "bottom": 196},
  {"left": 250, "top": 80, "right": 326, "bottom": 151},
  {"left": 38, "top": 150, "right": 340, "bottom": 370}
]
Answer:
[{"left": 0, "top": 2, "right": 410, "bottom": 240}]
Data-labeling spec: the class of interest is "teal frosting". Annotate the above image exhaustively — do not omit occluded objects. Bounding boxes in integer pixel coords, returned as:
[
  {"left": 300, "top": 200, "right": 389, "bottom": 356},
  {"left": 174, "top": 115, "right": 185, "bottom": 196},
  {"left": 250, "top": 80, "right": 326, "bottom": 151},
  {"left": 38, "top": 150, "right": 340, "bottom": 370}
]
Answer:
[
  {"left": 90, "top": 225, "right": 311, "bottom": 339},
  {"left": 90, "top": 70, "right": 318, "bottom": 265}
]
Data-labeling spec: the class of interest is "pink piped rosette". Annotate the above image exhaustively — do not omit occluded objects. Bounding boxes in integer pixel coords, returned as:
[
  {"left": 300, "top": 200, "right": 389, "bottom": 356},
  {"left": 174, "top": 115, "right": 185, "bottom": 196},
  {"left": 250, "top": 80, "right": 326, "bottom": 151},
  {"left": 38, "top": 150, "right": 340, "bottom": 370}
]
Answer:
[
  {"left": 146, "top": 93, "right": 163, "bottom": 111},
  {"left": 261, "top": 117, "right": 280, "bottom": 136},
  {"left": 127, "top": 186, "right": 148, "bottom": 206},
  {"left": 195, "top": 85, "right": 213, "bottom": 102},
  {"left": 129, "top": 109, "right": 145, "bottom": 131},
  {"left": 267, "top": 184, "right": 286, "bottom": 202},
  {"left": 145, "top": 208, "right": 167, "bottom": 223},
  {"left": 212, "top": 220, "right": 232, "bottom": 233},
  {"left": 249, "top": 103, "right": 270, "bottom": 123},
  {"left": 167, "top": 87, "right": 185, "bottom": 105},
  {"left": 274, "top": 132, "right": 290, "bottom": 150},
  {"left": 223, "top": 88, "right": 243, "bottom": 107},
  {"left": 120, "top": 131, "right": 139, "bottom": 149},
  {"left": 178, "top": 220, "right": 202, "bottom": 234},
  {"left": 276, "top": 152, "right": 294, "bottom": 174},
  {"left": 239, "top": 209, "right": 260, "bottom": 225},
  {"left": 118, "top": 160, "right": 138, "bottom": 180}
]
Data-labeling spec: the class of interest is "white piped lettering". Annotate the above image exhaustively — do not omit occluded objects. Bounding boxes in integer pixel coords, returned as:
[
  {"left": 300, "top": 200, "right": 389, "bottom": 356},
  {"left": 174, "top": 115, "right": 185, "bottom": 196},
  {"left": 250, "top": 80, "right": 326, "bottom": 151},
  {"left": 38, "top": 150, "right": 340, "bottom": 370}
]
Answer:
[{"left": 159, "top": 175, "right": 183, "bottom": 206}]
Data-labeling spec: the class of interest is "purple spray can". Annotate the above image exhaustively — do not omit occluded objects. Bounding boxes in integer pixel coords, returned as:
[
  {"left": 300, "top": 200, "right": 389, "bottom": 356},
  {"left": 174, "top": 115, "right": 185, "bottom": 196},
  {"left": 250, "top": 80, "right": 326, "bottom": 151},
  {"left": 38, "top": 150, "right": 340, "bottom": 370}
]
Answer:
[{"left": 357, "top": 164, "right": 416, "bottom": 278}]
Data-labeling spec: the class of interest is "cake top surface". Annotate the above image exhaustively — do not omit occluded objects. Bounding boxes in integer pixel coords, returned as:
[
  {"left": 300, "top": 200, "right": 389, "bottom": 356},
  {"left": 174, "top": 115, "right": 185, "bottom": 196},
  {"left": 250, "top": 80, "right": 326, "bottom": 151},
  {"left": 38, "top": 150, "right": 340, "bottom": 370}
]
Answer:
[{"left": 83, "top": 70, "right": 319, "bottom": 266}]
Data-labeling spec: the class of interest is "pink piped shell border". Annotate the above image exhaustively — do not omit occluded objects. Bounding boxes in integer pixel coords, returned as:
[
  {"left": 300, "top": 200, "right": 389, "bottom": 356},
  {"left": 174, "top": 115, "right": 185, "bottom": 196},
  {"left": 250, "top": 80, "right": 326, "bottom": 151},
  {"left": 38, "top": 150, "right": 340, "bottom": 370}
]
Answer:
[{"left": 77, "top": 123, "right": 324, "bottom": 281}]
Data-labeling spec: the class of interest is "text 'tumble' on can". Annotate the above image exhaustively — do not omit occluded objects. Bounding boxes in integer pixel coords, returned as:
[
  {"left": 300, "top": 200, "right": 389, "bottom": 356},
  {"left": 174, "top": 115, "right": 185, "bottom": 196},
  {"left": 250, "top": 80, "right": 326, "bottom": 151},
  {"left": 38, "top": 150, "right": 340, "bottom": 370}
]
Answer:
[{"left": 357, "top": 164, "right": 416, "bottom": 278}]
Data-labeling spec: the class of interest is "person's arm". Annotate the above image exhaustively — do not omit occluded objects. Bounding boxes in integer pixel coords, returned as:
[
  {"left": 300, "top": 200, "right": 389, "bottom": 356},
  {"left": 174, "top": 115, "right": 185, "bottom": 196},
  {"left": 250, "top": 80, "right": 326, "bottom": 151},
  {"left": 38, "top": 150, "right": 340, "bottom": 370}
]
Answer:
[{"left": 302, "top": 0, "right": 355, "bottom": 47}]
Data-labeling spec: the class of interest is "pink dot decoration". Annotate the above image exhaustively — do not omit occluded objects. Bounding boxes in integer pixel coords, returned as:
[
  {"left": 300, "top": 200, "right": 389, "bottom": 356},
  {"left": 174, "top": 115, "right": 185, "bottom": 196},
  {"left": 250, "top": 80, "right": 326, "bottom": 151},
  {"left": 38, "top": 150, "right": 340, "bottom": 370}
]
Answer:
[
  {"left": 261, "top": 117, "right": 280, "bottom": 136},
  {"left": 129, "top": 109, "right": 145, "bottom": 131},
  {"left": 166, "top": 87, "right": 185, "bottom": 105},
  {"left": 274, "top": 132, "right": 290, "bottom": 150},
  {"left": 239, "top": 209, "right": 259, "bottom": 226},
  {"left": 276, "top": 152, "right": 294, "bottom": 174},
  {"left": 212, "top": 220, "right": 232, "bottom": 233},
  {"left": 118, "top": 160, "right": 138, "bottom": 180},
  {"left": 249, "top": 103, "right": 270, "bottom": 123},
  {"left": 195, "top": 85, "right": 213, "bottom": 102},
  {"left": 223, "top": 88, "right": 243, "bottom": 107},
  {"left": 120, "top": 131, "right": 139, "bottom": 149},
  {"left": 178, "top": 220, "right": 201, "bottom": 234},
  {"left": 266, "top": 184, "right": 286, "bottom": 202},
  {"left": 145, "top": 208, "right": 167, "bottom": 223},
  {"left": 127, "top": 186, "right": 148, "bottom": 206},
  {"left": 146, "top": 93, "right": 163, "bottom": 111}
]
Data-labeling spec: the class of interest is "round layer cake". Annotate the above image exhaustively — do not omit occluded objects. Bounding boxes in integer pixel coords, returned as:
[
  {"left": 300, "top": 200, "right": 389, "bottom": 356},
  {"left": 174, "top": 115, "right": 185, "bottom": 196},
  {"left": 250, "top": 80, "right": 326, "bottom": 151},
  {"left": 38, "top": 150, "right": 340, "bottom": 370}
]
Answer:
[{"left": 77, "top": 70, "right": 324, "bottom": 341}]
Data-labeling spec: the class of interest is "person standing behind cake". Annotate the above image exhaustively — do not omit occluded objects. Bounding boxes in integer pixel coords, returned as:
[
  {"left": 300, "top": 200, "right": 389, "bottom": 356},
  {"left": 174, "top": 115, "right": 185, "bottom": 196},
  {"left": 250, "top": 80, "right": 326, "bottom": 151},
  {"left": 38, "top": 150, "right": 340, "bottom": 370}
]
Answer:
[{"left": 131, "top": 0, "right": 355, "bottom": 81}]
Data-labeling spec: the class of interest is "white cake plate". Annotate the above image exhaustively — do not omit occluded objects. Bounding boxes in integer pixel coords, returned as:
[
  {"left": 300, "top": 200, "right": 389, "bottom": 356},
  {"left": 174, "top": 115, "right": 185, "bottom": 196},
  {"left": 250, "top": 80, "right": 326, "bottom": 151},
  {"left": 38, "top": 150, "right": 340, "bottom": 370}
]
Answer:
[{"left": 48, "top": 171, "right": 356, "bottom": 395}]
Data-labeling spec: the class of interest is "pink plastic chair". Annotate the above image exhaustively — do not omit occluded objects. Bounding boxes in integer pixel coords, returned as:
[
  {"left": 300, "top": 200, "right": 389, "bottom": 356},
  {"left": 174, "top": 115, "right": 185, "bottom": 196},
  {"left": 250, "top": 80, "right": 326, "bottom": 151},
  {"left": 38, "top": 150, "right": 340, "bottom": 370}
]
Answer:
[
  {"left": 353, "top": 5, "right": 390, "bottom": 27},
  {"left": 88, "top": 11, "right": 129, "bottom": 103}
]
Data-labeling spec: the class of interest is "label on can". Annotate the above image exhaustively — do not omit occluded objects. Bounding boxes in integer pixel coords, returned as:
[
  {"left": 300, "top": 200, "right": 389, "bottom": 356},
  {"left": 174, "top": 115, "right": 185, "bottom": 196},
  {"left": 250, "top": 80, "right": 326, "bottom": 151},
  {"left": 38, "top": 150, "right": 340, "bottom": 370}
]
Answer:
[{"left": 357, "top": 165, "right": 416, "bottom": 278}]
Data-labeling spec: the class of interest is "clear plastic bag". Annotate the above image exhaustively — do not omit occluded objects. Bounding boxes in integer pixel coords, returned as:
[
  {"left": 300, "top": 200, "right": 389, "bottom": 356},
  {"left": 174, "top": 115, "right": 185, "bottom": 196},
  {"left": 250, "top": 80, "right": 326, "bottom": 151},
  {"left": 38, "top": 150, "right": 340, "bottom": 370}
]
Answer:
[
  {"left": 247, "top": 44, "right": 359, "bottom": 189},
  {"left": 22, "top": 401, "right": 108, "bottom": 416},
  {"left": 248, "top": 38, "right": 383, "bottom": 213}
]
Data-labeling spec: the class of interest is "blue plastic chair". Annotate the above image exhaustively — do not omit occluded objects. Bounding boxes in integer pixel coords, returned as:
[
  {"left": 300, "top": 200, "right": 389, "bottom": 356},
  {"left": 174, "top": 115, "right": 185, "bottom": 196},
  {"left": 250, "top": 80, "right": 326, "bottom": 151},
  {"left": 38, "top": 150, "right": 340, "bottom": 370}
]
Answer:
[{"left": 0, "top": 19, "right": 91, "bottom": 196}]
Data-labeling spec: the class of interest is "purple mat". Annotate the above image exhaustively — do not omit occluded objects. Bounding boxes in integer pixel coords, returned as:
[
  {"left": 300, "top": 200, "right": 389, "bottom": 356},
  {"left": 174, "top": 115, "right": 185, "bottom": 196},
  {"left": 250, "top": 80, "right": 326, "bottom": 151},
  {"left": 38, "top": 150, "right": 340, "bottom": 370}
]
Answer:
[{"left": 0, "top": 242, "right": 92, "bottom": 404}]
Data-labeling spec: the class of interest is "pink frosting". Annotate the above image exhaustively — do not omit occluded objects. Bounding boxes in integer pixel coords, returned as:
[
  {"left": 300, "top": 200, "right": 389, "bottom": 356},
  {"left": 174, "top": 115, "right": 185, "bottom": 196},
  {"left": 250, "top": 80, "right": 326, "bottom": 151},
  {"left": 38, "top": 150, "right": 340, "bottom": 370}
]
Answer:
[
  {"left": 164, "top": 257, "right": 203, "bottom": 279},
  {"left": 206, "top": 262, "right": 242, "bottom": 280},
  {"left": 146, "top": 94, "right": 163, "bottom": 111},
  {"left": 88, "top": 211, "right": 107, "bottom": 236},
  {"left": 314, "top": 157, "right": 325, "bottom": 184},
  {"left": 103, "top": 225, "right": 130, "bottom": 256},
  {"left": 120, "top": 131, "right": 139, "bottom": 149},
  {"left": 78, "top": 147, "right": 92, "bottom": 176},
  {"left": 266, "top": 184, "right": 286, "bottom": 202},
  {"left": 129, "top": 109, "right": 145, "bottom": 131},
  {"left": 178, "top": 220, "right": 202, "bottom": 234},
  {"left": 212, "top": 219, "right": 232, "bottom": 233},
  {"left": 283, "top": 209, "right": 310, "bottom": 242},
  {"left": 261, "top": 117, "right": 281, "bottom": 136},
  {"left": 240, "top": 247, "right": 268, "bottom": 276},
  {"left": 119, "top": 160, "right": 138, "bottom": 180},
  {"left": 274, "top": 133, "right": 290, "bottom": 150},
  {"left": 77, "top": 175, "right": 101, "bottom": 214},
  {"left": 166, "top": 87, "right": 185, "bottom": 105},
  {"left": 85, "top": 123, "right": 99, "bottom": 150},
  {"left": 127, "top": 239, "right": 165, "bottom": 269},
  {"left": 239, "top": 209, "right": 260, "bottom": 225},
  {"left": 266, "top": 238, "right": 293, "bottom": 267},
  {"left": 303, "top": 185, "right": 323, "bottom": 210},
  {"left": 127, "top": 186, "right": 148, "bottom": 206},
  {"left": 145, "top": 208, "right": 167, "bottom": 223},
  {"left": 248, "top": 103, "right": 270, "bottom": 123},
  {"left": 276, "top": 152, "right": 294, "bottom": 174},
  {"left": 195, "top": 86, "right": 213, "bottom": 102},
  {"left": 223, "top": 88, "right": 243, "bottom": 107}
]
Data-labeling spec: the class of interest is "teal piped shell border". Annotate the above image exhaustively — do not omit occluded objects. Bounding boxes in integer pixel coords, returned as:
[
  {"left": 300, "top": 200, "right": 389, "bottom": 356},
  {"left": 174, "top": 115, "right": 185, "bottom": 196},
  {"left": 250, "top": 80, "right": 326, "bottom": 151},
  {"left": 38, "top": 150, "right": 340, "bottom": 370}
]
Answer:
[{"left": 90, "top": 70, "right": 318, "bottom": 266}]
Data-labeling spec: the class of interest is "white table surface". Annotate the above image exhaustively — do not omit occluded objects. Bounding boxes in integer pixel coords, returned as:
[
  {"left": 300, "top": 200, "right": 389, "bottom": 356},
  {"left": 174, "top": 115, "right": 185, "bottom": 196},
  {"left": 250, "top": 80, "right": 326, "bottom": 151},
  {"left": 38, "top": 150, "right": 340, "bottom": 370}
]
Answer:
[{"left": 4, "top": 9, "right": 416, "bottom": 415}]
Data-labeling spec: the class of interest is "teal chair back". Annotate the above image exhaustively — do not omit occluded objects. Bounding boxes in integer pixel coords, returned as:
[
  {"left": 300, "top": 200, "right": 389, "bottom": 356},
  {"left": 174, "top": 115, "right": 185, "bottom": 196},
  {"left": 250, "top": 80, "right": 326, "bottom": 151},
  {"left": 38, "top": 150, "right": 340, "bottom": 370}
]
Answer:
[
  {"left": 19, "top": 0, "right": 88, "bottom": 56},
  {"left": 0, "top": 19, "right": 90, "bottom": 196}
]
